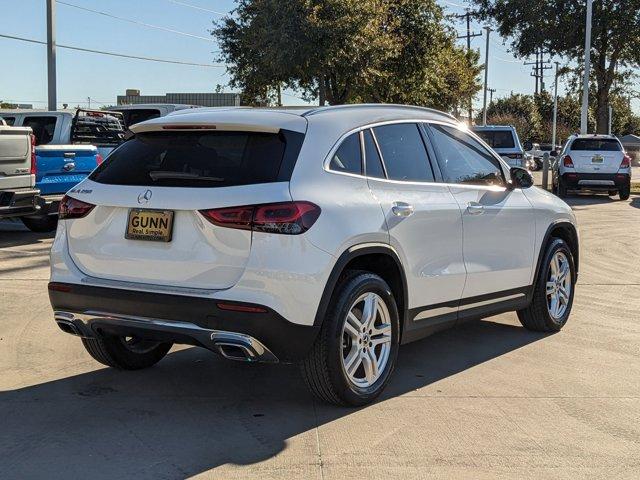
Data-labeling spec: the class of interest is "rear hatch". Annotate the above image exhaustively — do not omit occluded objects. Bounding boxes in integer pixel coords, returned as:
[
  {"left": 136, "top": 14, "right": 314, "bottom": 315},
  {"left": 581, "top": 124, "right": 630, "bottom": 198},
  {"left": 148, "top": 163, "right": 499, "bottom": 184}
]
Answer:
[
  {"left": 0, "top": 126, "right": 33, "bottom": 189},
  {"left": 568, "top": 138, "right": 623, "bottom": 174},
  {"left": 35, "top": 145, "right": 99, "bottom": 195},
  {"left": 64, "top": 120, "right": 306, "bottom": 290}
]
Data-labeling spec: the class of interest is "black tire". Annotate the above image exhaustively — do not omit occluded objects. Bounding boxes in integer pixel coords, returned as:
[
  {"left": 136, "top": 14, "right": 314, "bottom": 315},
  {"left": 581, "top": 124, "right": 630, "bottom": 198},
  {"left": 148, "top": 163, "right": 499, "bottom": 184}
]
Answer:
[
  {"left": 301, "top": 271, "right": 400, "bottom": 406},
  {"left": 557, "top": 177, "right": 568, "bottom": 198},
  {"left": 21, "top": 215, "right": 58, "bottom": 233},
  {"left": 81, "top": 335, "right": 172, "bottom": 370},
  {"left": 619, "top": 182, "right": 631, "bottom": 201},
  {"left": 517, "top": 238, "right": 575, "bottom": 332}
]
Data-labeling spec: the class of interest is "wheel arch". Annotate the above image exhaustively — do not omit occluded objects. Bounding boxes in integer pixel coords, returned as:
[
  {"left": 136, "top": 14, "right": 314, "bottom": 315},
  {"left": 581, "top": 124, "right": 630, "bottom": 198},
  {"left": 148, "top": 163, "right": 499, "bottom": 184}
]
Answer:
[
  {"left": 314, "top": 243, "right": 408, "bottom": 335},
  {"left": 534, "top": 221, "right": 580, "bottom": 284}
]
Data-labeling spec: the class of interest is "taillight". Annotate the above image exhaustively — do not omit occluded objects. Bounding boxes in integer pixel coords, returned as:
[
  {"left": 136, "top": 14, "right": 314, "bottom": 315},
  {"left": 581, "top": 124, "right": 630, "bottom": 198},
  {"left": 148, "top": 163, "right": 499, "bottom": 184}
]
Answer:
[
  {"left": 30, "top": 133, "right": 37, "bottom": 175},
  {"left": 58, "top": 195, "right": 95, "bottom": 219},
  {"left": 96, "top": 153, "right": 104, "bottom": 165},
  {"left": 200, "top": 201, "right": 321, "bottom": 235},
  {"left": 563, "top": 155, "right": 574, "bottom": 168},
  {"left": 620, "top": 155, "right": 631, "bottom": 169}
]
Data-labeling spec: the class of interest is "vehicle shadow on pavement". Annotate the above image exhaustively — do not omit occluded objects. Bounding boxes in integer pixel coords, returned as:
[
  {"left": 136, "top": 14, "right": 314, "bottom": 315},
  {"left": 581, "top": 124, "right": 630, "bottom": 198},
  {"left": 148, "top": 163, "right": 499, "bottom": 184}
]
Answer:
[
  {"left": 0, "top": 220, "right": 55, "bottom": 249},
  {"left": 0, "top": 319, "right": 547, "bottom": 479}
]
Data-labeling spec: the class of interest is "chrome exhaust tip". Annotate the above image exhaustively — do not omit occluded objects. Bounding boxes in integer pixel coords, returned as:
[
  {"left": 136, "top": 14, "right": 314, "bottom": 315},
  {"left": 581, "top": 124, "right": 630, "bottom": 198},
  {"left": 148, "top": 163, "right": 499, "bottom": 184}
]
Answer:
[
  {"left": 55, "top": 319, "right": 81, "bottom": 336},
  {"left": 211, "top": 331, "right": 278, "bottom": 363}
]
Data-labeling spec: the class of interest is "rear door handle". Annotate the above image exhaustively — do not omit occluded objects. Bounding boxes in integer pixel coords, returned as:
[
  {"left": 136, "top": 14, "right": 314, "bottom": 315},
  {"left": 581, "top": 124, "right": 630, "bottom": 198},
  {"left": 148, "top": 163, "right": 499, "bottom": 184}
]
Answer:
[
  {"left": 392, "top": 202, "right": 414, "bottom": 217},
  {"left": 466, "top": 202, "right": 484, "bottom": 215}
]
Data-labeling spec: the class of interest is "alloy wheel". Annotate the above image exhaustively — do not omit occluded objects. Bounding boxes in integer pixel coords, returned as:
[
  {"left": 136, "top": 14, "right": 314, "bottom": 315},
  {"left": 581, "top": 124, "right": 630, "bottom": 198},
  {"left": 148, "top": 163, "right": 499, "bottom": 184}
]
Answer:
[
  {"left": 546, "top": 251, "right": 572, "bottom": 321},
  {"left": 340, "top": 292, "right": 392, "bottom": 388}
]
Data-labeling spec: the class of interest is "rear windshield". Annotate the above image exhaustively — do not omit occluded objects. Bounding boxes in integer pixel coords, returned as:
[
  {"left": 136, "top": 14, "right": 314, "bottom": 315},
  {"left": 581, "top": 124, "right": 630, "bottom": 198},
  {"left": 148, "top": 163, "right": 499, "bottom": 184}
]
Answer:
[
  {"left": 90, "top": 130, "right": 304, "bottom": 188},
  {"left": 473, "top": 130, "right": 516, "bottom": 149},
  {"left": 571, "top": 139, "right": 621, "bottom": 151}
]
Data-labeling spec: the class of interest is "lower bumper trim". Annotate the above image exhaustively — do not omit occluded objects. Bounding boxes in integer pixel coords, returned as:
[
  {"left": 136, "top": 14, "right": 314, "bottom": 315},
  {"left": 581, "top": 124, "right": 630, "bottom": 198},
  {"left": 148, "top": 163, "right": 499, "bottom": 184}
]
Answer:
[{"left": 54, "top": 310, "right": 278, "bottom": 363}]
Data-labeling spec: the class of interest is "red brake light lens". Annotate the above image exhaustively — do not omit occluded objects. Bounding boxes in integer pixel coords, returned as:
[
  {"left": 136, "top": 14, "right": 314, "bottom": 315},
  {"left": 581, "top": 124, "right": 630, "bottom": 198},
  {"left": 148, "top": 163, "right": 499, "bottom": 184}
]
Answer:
[
  {"left": 563, "top": 155, "right": 574, "bottom": 168},
  {"left": 200, "top": 201, "right": 321, "bottom": 235},
  {"left": 620, "top": 155, "right": 631, "bottom": 169},
  {"left": 30, "top": 133, "right": 37, "bottom": 175},
  {"left": 59, "top": 195, "right": 95, "bottom": 220},
  {"left": 96, "top": 153, "right": 104, "bottom": 165}
]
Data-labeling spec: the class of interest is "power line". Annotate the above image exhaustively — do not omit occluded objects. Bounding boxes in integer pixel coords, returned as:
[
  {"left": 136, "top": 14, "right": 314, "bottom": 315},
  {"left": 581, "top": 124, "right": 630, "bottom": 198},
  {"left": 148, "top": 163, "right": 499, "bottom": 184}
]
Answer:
[
  {"left": 167, "top": 0, "right": 227, "bottom": 15},
  {"left": 57, "top": 1, "right": 217, "bottom": 43},
  {"left": 0, "top": 33, "right": 225, "bottom": 68}
]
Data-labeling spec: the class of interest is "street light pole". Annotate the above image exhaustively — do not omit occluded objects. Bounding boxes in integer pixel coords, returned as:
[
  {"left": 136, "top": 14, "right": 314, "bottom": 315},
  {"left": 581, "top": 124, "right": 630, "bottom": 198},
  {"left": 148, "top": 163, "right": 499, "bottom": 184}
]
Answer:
[
  {"left": 46, "top": 0, "right": 57, "bottom": 111},
  {"left": 580, "top": 0, "right": 593, "bottom": 134},
  {"left": 552, "top": 62, "right": 559, "bottom": 149},
  {"left": 482, "top": 26, "right": 492, "bottom": 126}
]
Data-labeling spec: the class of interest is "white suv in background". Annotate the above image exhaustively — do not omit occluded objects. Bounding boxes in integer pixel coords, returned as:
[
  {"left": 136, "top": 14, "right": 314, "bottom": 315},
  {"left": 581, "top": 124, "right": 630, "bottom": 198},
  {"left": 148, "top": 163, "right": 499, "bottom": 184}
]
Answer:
[
  {"left": 471, "top": 125, "right": 526, "bottom": 168},
  {"left": 49, "top": 105, "right": 579, "bottom": 406},
  {"left": 553, "top": 134, "right": 632, "bottom": 200}
]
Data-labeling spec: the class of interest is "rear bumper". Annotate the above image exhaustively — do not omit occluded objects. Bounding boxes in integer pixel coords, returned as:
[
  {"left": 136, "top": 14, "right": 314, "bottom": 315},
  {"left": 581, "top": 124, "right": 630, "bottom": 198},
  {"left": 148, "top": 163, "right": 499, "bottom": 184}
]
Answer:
[
  {"left": 562, "top": 172, "right": 630, "bottom": 190},
  {"left": 0, "top": 188, "right": 40, "bottom": 218},
  {"left": 48, "top": 282, "right": 319, "bottom": 363},
  {"left": 33, "top": 194, "right": 64, "bottom": 217}
]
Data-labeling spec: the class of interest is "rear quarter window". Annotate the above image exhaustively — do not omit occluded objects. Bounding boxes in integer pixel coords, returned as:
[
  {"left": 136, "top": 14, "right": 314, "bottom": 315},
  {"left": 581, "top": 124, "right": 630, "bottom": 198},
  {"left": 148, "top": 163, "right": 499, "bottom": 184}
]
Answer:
[
  {"left": 570, "top": 139, "right": 621, "bottom": 151},
  {"left": 90, "top": 130, "right": 304, "bottom": 188}
]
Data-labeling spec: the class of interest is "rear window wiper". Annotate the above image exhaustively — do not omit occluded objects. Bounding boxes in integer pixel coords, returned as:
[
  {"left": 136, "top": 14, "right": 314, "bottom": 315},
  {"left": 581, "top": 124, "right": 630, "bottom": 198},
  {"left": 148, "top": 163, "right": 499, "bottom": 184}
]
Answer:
[{"left": 148, "top": 171, "right": 225, "bottom": 182}]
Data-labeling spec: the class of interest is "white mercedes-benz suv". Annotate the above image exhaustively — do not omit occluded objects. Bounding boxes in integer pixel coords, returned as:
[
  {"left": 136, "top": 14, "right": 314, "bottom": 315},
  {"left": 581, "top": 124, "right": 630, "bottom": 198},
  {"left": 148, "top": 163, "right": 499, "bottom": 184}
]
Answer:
[{"left": 49, "top": 105, "right": 579, "bottom": 406}]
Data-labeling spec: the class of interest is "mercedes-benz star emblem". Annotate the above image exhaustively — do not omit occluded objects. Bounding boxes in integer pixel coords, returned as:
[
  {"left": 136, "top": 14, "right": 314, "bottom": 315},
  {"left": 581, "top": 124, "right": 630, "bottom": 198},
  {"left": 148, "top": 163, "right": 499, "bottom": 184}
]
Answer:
[{"left": 137, "top": 189, "right": 152, "bottom": 204}]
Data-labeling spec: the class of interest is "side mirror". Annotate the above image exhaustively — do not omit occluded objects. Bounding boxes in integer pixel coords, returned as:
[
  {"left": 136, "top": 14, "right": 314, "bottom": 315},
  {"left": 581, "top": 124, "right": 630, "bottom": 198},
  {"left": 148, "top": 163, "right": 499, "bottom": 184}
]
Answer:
[
  {"left": 508, "top": 166, "right": 534, "bottom": 189},
  {"left": 523, "top": 141, "right": 533, "bottom": 151}
]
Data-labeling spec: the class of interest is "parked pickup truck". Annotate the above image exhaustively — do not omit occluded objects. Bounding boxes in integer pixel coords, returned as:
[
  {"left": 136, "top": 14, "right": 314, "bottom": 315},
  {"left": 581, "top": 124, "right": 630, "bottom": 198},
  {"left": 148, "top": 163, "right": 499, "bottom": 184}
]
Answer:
[
  {"left": 0, "top": 109, "right": 126, "bottom": 231},
  {"left": 0, "top": 123, "right": 39, "bottom": 220}
]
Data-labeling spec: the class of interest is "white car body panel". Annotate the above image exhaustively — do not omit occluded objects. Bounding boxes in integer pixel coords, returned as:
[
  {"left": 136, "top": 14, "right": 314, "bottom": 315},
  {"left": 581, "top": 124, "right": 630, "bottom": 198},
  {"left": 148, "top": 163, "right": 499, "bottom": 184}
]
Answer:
[
  {"left": 448, "top": 184, "right": 536, "bottom": 297},
  {"left": 368, "top": 178, "right": 466, "bottom": 308}
]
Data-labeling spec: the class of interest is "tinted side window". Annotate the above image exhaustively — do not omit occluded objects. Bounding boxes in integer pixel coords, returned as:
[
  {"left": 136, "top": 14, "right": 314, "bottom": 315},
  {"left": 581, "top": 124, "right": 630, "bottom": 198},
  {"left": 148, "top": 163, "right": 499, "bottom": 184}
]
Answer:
[
  {"left": 373, "top": 123, "right": 434, "bottom": 182},
  {"left": 1, "top": 116, "right": 15, "bottom": 126},
  {"left": 430, "top": 125, "right": 504, "bottom": 186},
  {"left": 23, "top": 116, "right": 57, "bottom": 145},
  {"left": 329, "top": 133, "right": 362, "bottom": 175},
  {"left": 363, "top": 129, "right": 385, "bottom": 178}
]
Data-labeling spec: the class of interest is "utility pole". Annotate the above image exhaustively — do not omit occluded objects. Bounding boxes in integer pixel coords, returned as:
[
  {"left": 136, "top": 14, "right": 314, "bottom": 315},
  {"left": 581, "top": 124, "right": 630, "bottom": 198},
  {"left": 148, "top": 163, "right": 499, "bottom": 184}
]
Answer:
[
  {"left": 608, "top": 105, "right": 613, "bottom": 135},
  {"left": 525, "top": 48, "right": 551, "bottom": 95},
  {"left": 488, "top": 88, "right": 496, "bottom": 105},
  {"left": 552, "top": 62, "right": 560, "bottom": 149},
  {"left": 482, "top": 26, "right": 492, "bottom": 127},
  {"left": 46, "top": 0, "right": 57, "bottom": 111},
  {"left": 581, "top": 0, "right": 593, "bottom": 134},
  {"left": 87, "top": 97, "right": 91, "bottom": 109},
  {"left": 456, "top": 10, "right": 482, "bottom": 123}
]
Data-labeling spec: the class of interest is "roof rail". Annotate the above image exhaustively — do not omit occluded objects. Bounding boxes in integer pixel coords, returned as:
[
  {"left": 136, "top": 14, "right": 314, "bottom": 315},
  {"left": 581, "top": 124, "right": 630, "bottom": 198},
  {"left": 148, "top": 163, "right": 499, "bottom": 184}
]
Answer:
[{"left": 302, "top": 103, "right": 458, "bottom": 122}]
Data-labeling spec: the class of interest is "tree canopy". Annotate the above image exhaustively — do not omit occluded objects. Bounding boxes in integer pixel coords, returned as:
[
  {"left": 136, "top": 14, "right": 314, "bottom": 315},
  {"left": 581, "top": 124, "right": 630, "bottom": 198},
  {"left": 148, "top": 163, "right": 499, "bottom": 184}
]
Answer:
[
  {"left": 214, "top": 0, "right": 481, "bottom": 111},
  {"left": 470, "top": 0, "right": 640, "bottom": 133}
]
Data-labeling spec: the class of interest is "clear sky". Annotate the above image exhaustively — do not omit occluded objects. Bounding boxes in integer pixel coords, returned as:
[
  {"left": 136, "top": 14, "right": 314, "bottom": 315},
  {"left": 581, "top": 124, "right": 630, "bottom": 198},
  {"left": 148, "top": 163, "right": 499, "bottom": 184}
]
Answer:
[{"left": 0, "top": 0, "right": 637, "bottom": 114}]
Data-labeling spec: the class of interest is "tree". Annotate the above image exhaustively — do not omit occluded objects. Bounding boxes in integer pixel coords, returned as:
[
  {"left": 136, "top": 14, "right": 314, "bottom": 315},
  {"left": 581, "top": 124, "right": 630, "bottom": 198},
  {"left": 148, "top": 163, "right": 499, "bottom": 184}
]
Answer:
[
  {"left": 470, "top": 0, "right": 640, "bottom": 133},
  {"left": 214, "top": 0, "right": 481, "bottom": 111}
]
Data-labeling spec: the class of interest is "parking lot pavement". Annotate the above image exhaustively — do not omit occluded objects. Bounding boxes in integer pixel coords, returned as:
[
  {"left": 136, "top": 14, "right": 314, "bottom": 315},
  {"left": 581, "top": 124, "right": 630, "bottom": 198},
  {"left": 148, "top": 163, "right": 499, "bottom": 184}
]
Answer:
[{"left": 1, "top": 194, "right": 639, "bottom": 480}]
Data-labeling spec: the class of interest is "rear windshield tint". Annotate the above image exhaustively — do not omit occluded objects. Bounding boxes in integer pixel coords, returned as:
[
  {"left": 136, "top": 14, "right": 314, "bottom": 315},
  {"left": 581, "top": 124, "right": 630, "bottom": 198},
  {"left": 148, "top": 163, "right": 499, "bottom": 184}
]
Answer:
[
  {"left": 473, "top": 130, "right": 516, "bottom": 149},
  {"left": 571, "top": 139, "right": 621, "bottom": 151},
  {"left": 90, "top": 130, "right": 304, "bottom": 188}
]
